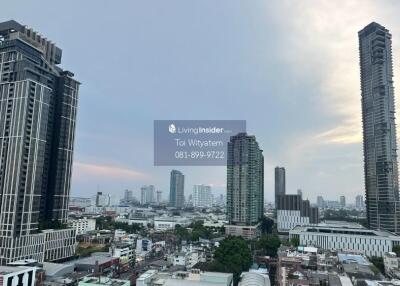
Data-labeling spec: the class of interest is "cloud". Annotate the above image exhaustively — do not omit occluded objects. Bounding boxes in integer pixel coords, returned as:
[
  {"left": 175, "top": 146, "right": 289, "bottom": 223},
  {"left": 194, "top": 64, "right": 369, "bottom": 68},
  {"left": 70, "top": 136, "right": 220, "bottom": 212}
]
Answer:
[
  {"left": 314, "top": 118, "right": 362, "bottom": 145},
  {"left": 73, "top": 162, "right": 149, "bottom": 180}
]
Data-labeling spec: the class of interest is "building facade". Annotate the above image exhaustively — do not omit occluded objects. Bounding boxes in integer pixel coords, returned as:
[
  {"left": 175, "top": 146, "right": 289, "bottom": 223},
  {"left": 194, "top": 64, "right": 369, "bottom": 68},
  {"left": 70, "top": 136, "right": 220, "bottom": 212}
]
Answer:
[
  {"left": 141, "top": 185, "right": 155, "bottom": 205},
  {"left": 0, "top": 20, "right": 78, "bottom": 264},
  {"left": 226, "top": 133, "right": 264, "bottom": 239},
  {"left": 192, "top": 184, "right": 213, "bottom": 208},
  {"left": 68, "top": 218, "right": 96, "bottom": 235},
  {"left": 275, "top": 167, "right": 285, "bottom": 206},
  {"left": 289, "top": 223, "right": 400, "bottom": 257},
  {"left": 276, "top": 194, "right": 319, "bottom": 233},
  {"left": 169, "top": 170, "right": 184, "bottom": 208},
  {"left": 359, "top": 22, "right": 400, "bottom": 234}
]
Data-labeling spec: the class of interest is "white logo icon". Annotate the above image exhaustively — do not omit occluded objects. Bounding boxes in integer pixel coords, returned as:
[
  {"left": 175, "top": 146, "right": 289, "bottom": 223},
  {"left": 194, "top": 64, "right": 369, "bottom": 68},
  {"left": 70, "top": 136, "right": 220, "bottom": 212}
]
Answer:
[{"left": 169, "top": 124, "right": 176, "bottom": 133}]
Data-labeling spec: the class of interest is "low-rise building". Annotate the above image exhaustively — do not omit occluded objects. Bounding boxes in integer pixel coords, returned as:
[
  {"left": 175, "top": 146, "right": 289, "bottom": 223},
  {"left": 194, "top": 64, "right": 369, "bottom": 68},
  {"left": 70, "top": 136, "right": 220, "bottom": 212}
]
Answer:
[
  {"left": 68, "top": 218, "right": 96, "bottom": 235},
  {"left": 289, "top": 222, "right": 400, "bottom": 257},
  {"left": 79, "top": 276, "right": 130, "bottom": 286},
  {"left": 136, "top": 269, "right": 233, "bottom": 286},
  {"left": 225, "top": 223, "right": 261, "bottom": 240},
  {"left": 384, "top": 252, "right": 400, "bottom": 279},
  {"left": 0, "top": 266, "right": 36, "bottom": 286}
]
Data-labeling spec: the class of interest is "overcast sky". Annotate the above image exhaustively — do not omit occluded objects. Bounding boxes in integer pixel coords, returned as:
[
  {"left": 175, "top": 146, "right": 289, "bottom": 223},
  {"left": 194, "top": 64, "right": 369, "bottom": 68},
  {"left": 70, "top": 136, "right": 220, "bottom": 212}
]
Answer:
[{"left": 3, "top": 0, "right": 400, "bottom": 203}]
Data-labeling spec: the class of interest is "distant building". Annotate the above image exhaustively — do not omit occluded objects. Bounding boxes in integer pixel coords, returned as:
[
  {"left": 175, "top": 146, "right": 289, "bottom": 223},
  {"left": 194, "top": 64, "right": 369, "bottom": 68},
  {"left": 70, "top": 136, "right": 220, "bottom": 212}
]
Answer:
[
  {"left": 340, "top": 196, "right": 346, "bottom": 208},
  {"left": 156, "top": 190, "right": 162, "bottom": 204},
  {"left": 124, "top": 189, "right": 133, "bottom": 201},
  {"left": 69, "top": 197, "right": 92, "bottom": 208},
  {"left": 359, "top": 22, "right": 400, "bottom": 234},
  {"left": 170, "top": 170, "right": 185, "bottom": 208},
  {"left": 384, "top": 252, "right": 400, "bottom": 279},
  {"left": 297, "top": 189, "right": 302, "bottom": 197},
  {"left": 276, "top": 194, "right": 319, "bottom": 233},
  {"left": 141, "top": 185, "right": 155, "bottom": 205},
  {"left": 355, "top": 195, "right": 365, "bottom": 209},
  {"left": 275, "top": 167, "right": 286, "bottom": 206},
  {"left": 316, "top": 196, "right": 324, "bottom": 208},
  {"left": 193, "top": 185, "right": 213, "bottom": 208},
  {"left": 226, "top": 133, "right": 264, "bottom": 239},
  {"left": 96, "top": 192, "right": 110, "bottom": 207},
  {"left": 68, "top": 218, "right": 96, "bottom": 235}
]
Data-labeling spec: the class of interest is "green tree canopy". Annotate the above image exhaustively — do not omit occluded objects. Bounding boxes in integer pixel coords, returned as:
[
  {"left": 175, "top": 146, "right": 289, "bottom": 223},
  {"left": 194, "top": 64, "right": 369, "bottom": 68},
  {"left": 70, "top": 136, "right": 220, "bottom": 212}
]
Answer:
[
  {"left": 255, "top": 235, "right": 281, "bottom": 257},
  {"left": 212, "top": 236, "right": 252, "bottom": 284}
]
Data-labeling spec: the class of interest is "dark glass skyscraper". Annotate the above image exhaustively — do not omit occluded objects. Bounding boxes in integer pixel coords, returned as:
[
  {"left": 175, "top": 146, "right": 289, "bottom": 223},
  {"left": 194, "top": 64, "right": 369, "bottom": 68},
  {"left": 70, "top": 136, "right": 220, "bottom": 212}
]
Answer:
[
  {"left": 170, "top": 170, "right": 184, "bottom": 208},
  {"left": 359, "top": 22, "right": 400, "bottom": 234},
  {"left": 275, "top": 166, "right": 286, "bottom": 206},
  {"left": 226, "top": 133, "right": 264, "bottom": 226},
  {"left": 0, "top": 20, "right": 78, "bottom": 263}
]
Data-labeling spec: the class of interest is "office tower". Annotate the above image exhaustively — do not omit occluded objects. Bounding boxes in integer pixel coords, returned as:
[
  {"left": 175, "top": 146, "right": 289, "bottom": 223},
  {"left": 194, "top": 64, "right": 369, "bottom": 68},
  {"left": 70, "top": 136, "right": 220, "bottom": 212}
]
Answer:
[
  {"left": 0, "top": 21, "right": 78, "bottom": 264},
  {"left": 192, "top": 185, "right": 213, "bottom": 208},
  {"left": 275, "top": 167, "right": 286, "bottom": 206},
  {"left": 276, "top": 194, "right": 319, "bottom": 233},
  {"left": 156, "top": 190, "right": 162, "bottom": 204},
  {"left": 226, "top": 133, "right": 264, "bottom": 239},
  {"left": 140, "top": 185, "right": 155, "bottom": 205},
  {"left": 297, "top": 189, "right": 303, "bottom": 197},
  {"left": 317, "top": 196, "right": 325, "bottom": 208},
  {"left": 359, "top": 22, "right": 400, "bottom": 234},
  {"left": 355, "top": 195, "right": 365, "bottom": 209},
  {"left": 170, "top": 170, "right": 184, "bottom": 208},
  {"left": 340, "top": 196, "right": 346, "bottom": 208}
]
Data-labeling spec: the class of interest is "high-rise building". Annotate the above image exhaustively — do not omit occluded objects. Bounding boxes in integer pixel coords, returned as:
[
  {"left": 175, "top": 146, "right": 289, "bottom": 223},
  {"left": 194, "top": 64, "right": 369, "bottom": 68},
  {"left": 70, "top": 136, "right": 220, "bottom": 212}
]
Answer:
[
  {"left": 156, "top": 190, "right": 162, "bottom": 205},
  {"left": 0, "top": 20, "right": 79, "bottom": 264},
  {"left": 192, "top": 185, "right": 213, "bottom": 208},
  {"left": 359, "top": 22, "right": 400, "bottom": 234},
  {"left": 226, "top": 133, "right": 264, "bottom": 239},
  {"left": 340, "top": 196, "right": 346, "bottom": 208},
  {"left": 124, "top": 189, "right": 133, "bottom": 202},
  {"left": 275, "top": 167, "right": 286, "bottom": 206},
  {"left": 140, "top": 185, "right": 155, "bottom": 205},
  {"left": 95, "top": 192, "right": 110, "bottom": 207},
  {"left": 276, "top": 194, "right": 319, "bottom": 233},
  {"left": 355, "top": 195, "right": 365, "bottom": 209},
  {"left": 169, "top": 170, "right": 184, "bottom": 208}
]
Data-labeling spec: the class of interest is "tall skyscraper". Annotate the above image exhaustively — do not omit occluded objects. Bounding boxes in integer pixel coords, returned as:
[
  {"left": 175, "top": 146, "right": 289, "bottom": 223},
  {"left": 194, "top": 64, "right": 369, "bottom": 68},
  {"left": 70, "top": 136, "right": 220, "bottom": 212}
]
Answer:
[
  {"left": 275, "top": 167, "right": 286, "bottom": 206},
  {"left": 192, "top": 184, "right": 213, "bottom": 208},
  {"left": 359, "top": 22, "right": 400, "bottom": 234},
  {"left": 0, "top": 20, "right": 79, "bottom": 264},
  {"left": 226, "top": 133, "right": 264, "bottom": 239},
  {"left": 140, "top": 185, "right": 155, "bottom": 205},
  {"left": 170, "top": 170, "right": 184, "bottom": 208}
]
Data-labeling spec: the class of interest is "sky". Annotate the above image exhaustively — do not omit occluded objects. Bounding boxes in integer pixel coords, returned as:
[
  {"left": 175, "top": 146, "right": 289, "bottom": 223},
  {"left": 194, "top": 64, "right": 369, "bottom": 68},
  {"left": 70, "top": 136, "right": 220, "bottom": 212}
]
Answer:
[{"left": 2, "top": 0, "right": 400, "bottom": 203}]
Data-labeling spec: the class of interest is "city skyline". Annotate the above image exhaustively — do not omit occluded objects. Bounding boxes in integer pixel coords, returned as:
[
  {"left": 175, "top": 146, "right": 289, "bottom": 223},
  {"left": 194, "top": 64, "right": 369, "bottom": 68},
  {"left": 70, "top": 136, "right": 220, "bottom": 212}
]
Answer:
[{"left": 2, "top": 1, "right": 400, "bottom": 202}]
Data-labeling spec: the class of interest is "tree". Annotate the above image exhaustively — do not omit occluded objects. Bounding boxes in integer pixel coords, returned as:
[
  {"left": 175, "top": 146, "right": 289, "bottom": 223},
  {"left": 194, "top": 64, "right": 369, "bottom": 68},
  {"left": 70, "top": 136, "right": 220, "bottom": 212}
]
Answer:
[
  {"left": 211, "top": 236, "right": 252, "bottom": 285},
  {"left": 393, "top": 245, "right": 400, "bottom": 257},
  {"left": 260, "top": 216, "right": 274, "bottom": 234},
  {"left": 255, "top": 235, "right": 281, "bottom": 257},
  {"left": 290, "top": 237, "right": 300, "bottom": 247},
  {"left": 370, "top": 256, "right": 384, "bottom": 275}
]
